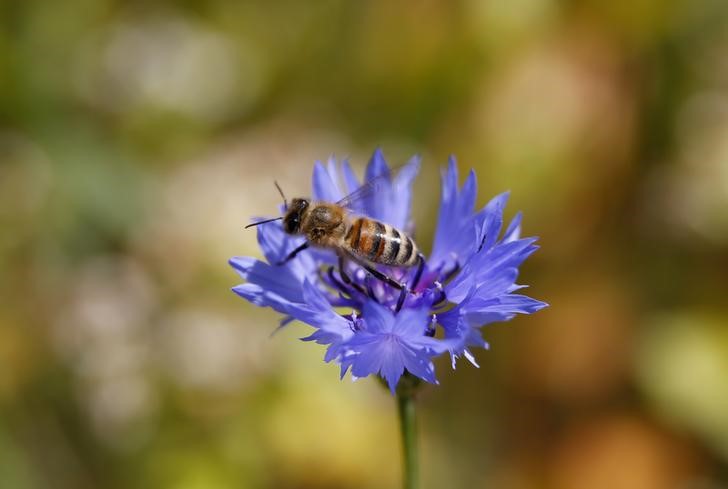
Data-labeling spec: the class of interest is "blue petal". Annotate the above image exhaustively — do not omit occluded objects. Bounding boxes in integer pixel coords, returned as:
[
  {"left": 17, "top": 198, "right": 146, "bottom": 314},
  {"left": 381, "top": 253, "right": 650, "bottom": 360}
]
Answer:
[
  {"left": 474, "top": 239, "right": 539, "bottom": 279},
  {"left": 301, "top": 328, "right": 341, "bottom": 346},
  {"left": 326, "top": 156, "right": 340, "bottom": 185},
  {"left": 349, "top": 335, "right": 404, "bottom": 393},
  {"left": 455, "top": 293, "right": 548, "bottom": 329},
  {"left": 472, "top": 267, "right": 520, "bottom": 299},
  {"left": 503, "top": 211, "right": 522, "bottom": 243},
  {"left": 386, "top": 155, "right": 420, "bottom": 230},
  {"left": 460, "top": 308, "right": 515, "bottom": 327},
  {"left": 312, "top": 159, "right": 344, "bottom": 202},
  {"left": 232, "top": 283, "right": 297, "bottom": 311},
  {"left": 364, "top": 148, "right": 389, "bottom": 182},
  {"left": 231, "top": 281, "right": 346, "bottom": 334},
  {"left": 292, "top": 280, "right": 354, "bottom": 333},
  {"left": 446, "top": 237, "right": 539, "bottom": 302},
  {"left": 230, "top": 255, "right": 351, "bottom": 336},
  {"left": 476, "top": 192, "right": 509, "bottom": 252},
  {"left": 255, "top": 217, "right": 293, "bottom": 265},
  {"left": 341, "top": 160, "right": 360, "bottom": 193},
  {"left": 470, "top": 294, "right": 549, "bottom": 315},
  {"left": 338, "top": 159, "right": 366, "bottom": 214},
  {"left": 256, "top": 220, "right": 322, "bottom": 279},
  {"left": 441, "top": 291, "right": 547, "bottom": 335},
  {"left": 361, "top": 150, "right": 420, "bottom": 229},
  {"left": 430, "top": 158, "right": 461, "bottom": 265},
  {"left": 361, "top": 300, "right": 395, "bottom": 334},
  {"left": 438, "top": 310, "right": 489, "bottom": 367},
  {"left": 393, "top": 307, "right": 429, "bottom": 338},
  {"left": 430, "top": 157, "right": 479, "bottom": 269},
  {"left": 340, "top": 301, "right": 452, "bottom": 393},
  {"left": 302, "top": 277, "right": 333, "bottom": 312},
  {"left": 301, "top": 330, "right": 350, "bottom": 365},
  {"left": 229, "top": 257, "right": 304, "bottom": 303},
  {"left": 439, "top": 307, "right": 468, "bottom": 342},
  {"left": 446, "top": 263, "right": 519, "bottom": 304},
  {"left": 459, "top": 169, "right": 478, "bottom": 221},
  {"left": 402, "top": 354, "right": 438, "bottom": 385}
]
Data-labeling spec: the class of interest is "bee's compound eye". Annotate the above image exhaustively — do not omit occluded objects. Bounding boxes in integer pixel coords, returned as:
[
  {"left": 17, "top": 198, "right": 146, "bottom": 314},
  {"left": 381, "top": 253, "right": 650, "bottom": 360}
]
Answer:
[{"left": 285, "top": 216, "right": 300, "bottom": 234}]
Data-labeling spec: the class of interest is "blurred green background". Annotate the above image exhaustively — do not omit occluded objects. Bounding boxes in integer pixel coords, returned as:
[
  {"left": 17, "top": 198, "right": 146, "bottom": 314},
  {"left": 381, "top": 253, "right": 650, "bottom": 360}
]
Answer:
[{"left": 2, "top": 1, "right": 728, "bottom": 488}]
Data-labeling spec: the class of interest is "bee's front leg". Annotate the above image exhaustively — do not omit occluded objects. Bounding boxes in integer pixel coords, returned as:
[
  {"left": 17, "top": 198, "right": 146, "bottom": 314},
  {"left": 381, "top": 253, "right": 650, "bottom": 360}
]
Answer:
[{"left": 275, "top": 241, "right": 310, "bottom": 266}]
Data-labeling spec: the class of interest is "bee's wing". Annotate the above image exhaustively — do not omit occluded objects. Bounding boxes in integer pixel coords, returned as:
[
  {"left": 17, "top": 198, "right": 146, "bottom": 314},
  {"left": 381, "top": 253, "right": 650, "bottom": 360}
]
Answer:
[{"left": 335, "top": 170, "right": 393, "bottom": 211}]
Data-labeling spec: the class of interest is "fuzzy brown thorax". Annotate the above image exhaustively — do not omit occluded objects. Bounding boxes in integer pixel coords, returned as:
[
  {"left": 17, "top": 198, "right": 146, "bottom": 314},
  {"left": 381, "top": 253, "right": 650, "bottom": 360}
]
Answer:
[{"left": 283, "top": 199, "right": 347, "bottom": 247}]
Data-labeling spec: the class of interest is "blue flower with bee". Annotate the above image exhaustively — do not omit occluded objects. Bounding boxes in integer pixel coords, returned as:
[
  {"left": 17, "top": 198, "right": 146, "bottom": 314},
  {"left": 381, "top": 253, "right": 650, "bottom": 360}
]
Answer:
[{"left": 229, "top": 149, "right": 547, "bottom": 393}]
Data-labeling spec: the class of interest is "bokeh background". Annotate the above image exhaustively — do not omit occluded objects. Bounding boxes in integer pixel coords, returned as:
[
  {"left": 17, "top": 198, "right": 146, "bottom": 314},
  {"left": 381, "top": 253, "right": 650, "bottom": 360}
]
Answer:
[{"left": 2, "top": 1, "right": 728, "bottom": 488}]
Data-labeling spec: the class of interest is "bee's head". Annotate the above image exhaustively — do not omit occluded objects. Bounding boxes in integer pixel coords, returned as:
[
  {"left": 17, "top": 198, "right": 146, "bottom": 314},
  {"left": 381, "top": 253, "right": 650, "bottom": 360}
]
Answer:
[{"left": 283, "top": 198, "right": 309, "bottom": 234}]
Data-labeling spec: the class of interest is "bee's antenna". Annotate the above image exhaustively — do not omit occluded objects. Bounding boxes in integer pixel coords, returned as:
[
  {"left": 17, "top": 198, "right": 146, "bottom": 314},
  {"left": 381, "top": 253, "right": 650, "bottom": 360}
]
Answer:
[
  {"left": 244, "top": 217, "right": 283, "bottom": 229},
  {"left": 274, "top": 181, "right": 288, "bottom": 211}
]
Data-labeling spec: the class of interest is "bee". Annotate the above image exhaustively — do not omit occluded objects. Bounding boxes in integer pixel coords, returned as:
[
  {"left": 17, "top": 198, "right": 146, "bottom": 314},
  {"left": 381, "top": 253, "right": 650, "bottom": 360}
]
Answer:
[{"left": 246, "top": 178, "right": 425, "bottom": 308}]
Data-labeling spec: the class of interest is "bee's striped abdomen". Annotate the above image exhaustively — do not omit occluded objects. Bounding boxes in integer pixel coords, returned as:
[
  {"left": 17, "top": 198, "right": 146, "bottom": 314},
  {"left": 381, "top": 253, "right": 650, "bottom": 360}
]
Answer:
[{"left": 345, "top": 218, "right": 418, "bottom": 267}]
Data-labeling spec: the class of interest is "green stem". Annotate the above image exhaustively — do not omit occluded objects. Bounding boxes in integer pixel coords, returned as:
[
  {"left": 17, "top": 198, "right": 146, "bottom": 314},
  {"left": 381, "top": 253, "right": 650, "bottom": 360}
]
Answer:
[{"left": 397, "top": 391, "right": 418, "bottom": 489}]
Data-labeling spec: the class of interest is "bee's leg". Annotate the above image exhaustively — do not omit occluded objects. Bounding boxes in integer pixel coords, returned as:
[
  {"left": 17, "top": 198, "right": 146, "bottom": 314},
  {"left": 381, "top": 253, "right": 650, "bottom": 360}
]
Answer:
[
  {"left": 325, "top": 266, "right": 350, "bottom": 296},
  {"left": 358, "top": 262, "right": 408, "bottom": 312},
  {"left": 410, "top": 253, "right": 426, "bottom": 290},
  {"left": 394, "top": 288, "right": 407, "bottom": 313},
  {"left": 338, "top": 255, "right": 352, "bottom": 284},
  {"left": 364, "top": 275, "right": 379, "bottom": 303},
  {"left": 327, "top": 266, "right": 367, "bottom": 297},
  {"left": 360, "top": 263, "right": 406, "bottom": 292},
  {"left": 276, "top": 241, "right": 309, "bottom": 266},
  {"left": 326, "top": 267, "right": 353, "bottom": 298},
  {"left": 336, "top": 255, "right": 370, "bottom": 297}
]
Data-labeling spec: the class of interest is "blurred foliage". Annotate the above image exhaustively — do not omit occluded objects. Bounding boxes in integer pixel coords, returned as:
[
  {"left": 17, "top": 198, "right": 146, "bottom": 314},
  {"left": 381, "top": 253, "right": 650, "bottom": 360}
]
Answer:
[{"left": 1, "top": 1, "right": 728, "bottom": 488}]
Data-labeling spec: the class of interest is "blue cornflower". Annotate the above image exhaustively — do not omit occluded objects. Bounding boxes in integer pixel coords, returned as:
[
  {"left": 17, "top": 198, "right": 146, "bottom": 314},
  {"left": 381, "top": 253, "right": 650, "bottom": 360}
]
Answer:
[{"left": 229, "top": 149, "right": 547, "bottom": 393}]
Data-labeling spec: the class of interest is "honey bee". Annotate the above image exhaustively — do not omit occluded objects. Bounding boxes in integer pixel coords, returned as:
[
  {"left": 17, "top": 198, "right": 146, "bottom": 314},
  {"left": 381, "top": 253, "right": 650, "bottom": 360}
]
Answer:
[{"left": 246, "top": 178, "right": 425, "bottom": 304}]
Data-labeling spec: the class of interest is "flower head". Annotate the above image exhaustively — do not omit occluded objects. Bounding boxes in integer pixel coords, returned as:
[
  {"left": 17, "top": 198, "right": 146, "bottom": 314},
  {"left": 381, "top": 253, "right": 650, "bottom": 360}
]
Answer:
[{"left": 229, "top": 149, "right": 547, "bottom": 393}]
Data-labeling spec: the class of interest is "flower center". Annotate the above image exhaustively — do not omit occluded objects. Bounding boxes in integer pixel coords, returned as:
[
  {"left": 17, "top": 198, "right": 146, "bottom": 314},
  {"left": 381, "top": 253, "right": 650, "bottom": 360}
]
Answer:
[{"left": 320, "top": 258, "right": 459, "bottom": 314}]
